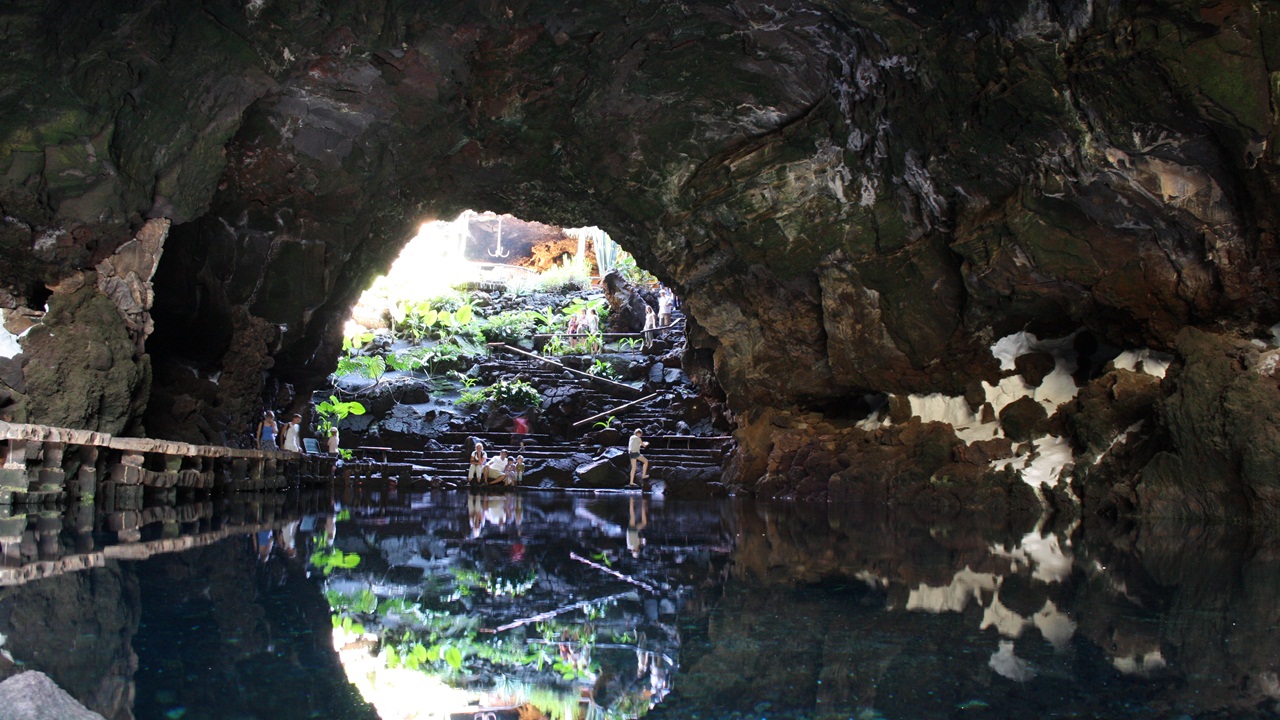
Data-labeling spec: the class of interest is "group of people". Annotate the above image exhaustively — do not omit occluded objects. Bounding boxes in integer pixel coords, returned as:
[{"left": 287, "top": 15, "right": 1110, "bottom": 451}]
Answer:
[
  {"left": 642, "top": 286, "right": 677, "bottom": 349},
  {"left": 468, "top": 442, "right": 526, "bottom": 486},
  {"left": 565, "top": 305, "right": 601, "bottom": 350},
  {"left": 254, "top": 411, "right": 340, "bottom": 454}
]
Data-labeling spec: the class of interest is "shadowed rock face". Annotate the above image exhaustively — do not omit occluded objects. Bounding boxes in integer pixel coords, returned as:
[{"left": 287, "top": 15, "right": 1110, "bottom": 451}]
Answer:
[{"left": 1, "top": 1, "right": 1279, "bottom": 514}]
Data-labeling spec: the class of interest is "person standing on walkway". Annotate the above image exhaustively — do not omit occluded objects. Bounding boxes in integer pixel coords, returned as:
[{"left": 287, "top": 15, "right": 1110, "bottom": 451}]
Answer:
[
  {"left": 628, "top": 429, "right": 649, "bottom": 486},
  {"left": 256, "top": 411, "right": 278, "bottom": 450},
  {"left": 281, "top": 414, "right": 303, "bottom": 452},
  {"left": 642, "top": 305, "right": 657, "bottom": 349},
  {"left": 468, "top": 442, "right": 487, "bottom": 484},
  {"left": 657, "top": 287, "right": 674, "bottom": 329}
]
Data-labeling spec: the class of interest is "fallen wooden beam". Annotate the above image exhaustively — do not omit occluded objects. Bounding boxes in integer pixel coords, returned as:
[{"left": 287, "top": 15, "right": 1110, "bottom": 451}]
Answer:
[
  {"left": 487, "top": 343, "right": 643, "bottom": 397},
  {"left": 571, "top": 393, "right": 660, "bottom": 428}
]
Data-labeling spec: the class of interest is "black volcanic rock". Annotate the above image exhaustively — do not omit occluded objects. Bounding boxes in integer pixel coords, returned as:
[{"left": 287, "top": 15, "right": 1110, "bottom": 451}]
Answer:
[{"left": 1, "top": 1, "right": 1279, "bottom": 515}]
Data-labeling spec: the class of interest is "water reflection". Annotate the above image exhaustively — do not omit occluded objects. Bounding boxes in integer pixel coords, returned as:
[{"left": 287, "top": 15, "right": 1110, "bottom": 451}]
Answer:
[
  {"left": 324, "top": 491, "right": 723, "bottom": 719},
  {"left": 0, "top": 492, "right": 1275, "bottom": 718}
]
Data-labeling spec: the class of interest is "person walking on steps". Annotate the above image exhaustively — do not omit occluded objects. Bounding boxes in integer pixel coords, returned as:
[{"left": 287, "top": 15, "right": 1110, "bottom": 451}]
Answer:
[
  {"left": 468, "top": 442, "right": 487, "bottom": 485},
  {"left": 628, "top": 429, "right": 650, "bottom": 487}
]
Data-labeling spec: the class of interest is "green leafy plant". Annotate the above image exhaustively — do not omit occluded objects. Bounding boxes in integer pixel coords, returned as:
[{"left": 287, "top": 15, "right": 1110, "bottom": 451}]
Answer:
[
  {"left": 588, "top": 359, "right": 619, "bottom": 380},
  {"left": 486, "top": 379, "right": 541, "bottom": 409},
  {"left": 541, "top": 335, "right": 570, "bottom": 357},
  {"left": 457, "top": 389, "right": 487, "bottom": 407},
  {"left": 337, "top": 448, "right": 353, "bottom": 461},
  {"left": 593, "top": 415, "right": 617, "bottom": 430},
  {"left": 335, "top": 354, "right": 386, "bottom": 380},
  {"left": 593, "top": 233, "right": 621, "bottom": 276},
  {"left": 479, "top": 310, "right": 540, "bottom": 344},
  {"left": 614, "top": 251, "right": 656, "bottom": 285},
  {"left": 315, "top": 395, "right": 366, "bottom": 436},
  {"left": 451, "top": 370, "right": 479, "bottom": 388},
  {"left": 616, "top": 337, "right": 643, "bottom": 353},
  {"left": 342, "top": 331, "right": 375, "bottom": 354}
]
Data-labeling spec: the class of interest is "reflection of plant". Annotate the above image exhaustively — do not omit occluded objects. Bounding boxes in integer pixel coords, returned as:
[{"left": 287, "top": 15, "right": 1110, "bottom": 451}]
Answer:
[{"left": 311, "top": 548, "right": 361, "bottom": 575}]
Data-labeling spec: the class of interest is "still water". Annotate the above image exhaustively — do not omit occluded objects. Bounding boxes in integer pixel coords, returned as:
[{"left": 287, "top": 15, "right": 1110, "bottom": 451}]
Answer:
[{"left": 0, "top": 488, "right": 1276, "bottom": 720}]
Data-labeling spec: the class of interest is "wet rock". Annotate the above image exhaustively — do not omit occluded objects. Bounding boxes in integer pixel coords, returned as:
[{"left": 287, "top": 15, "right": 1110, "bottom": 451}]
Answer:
[
  {"left": 0, "top": 356, "right": 25, "bottom": 394},
  {"left": 574, "top": 449, "right": 630, "bottom": 488},
  {"left": 524, "top": 452, "right": 594, "bottom": 486},
  {"left": 375, "top": 405, "right": 452, "bottom": 448},
  {"left": 1063, "top": 369, "right": 1161, "bottom": 456},
  {"left": 999, "top": 397, "right": 1049, "bottom": 443}
]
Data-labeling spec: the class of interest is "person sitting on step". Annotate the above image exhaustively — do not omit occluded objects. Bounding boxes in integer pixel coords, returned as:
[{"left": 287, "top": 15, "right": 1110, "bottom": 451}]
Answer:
[
  {"left": 467, "top": 442, "right": 487, "bottom": 484},
  {"left": 484, "top": 449, "right": 513, "bottom": 485}
]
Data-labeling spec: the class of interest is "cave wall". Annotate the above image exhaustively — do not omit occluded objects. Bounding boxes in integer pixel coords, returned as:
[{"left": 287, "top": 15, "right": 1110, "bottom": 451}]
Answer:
[{"left": 2, "top": 0, "right": 1279, "bottom": 514}]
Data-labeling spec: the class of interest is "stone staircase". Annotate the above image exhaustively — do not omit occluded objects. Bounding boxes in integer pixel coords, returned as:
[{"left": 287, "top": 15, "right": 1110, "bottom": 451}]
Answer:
[{"left": 349, "top": 318, "right": 733, "bottom": 491}]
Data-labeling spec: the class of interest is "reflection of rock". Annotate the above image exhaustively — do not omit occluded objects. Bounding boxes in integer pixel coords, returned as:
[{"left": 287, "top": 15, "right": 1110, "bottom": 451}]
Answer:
[
  {"left": 0, "top": 565, "right": 138, "bottom": 720},
  {"left": 0, "top": 671, "right": 107, "bottom": 720}
]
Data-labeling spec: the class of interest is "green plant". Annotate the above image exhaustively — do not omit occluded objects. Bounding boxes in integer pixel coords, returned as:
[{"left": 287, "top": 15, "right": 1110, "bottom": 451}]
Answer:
[
  {"left": 616, "top": 337, "right": 643, "bottom": 353},
  {"left": 479, "top": 310, "right": 540, "bottom": 344},
  {"left": 315, "top": 395, "right": 366, "bottom": 435},
  {"left": 335, "top": 354, "right": 386, "bottom": 380},
  {"left": 593, "top": 415, "right": 617, "bottom": 430},
  {"left": 457, "top": 389, "right": 487, "bottom": 407},
  {"left": 539, "top": 257, "right": 591, "bottom": 293},
  {"left": 342, "top": 331, "right": 375, "bottom": 354},
  {"left": 542, "top": 335, "right": 570, "bottom": 357},
  {"left": 532, "top": 306, "right": 566, "bottom": 333},
  {"left": 593, "top": 233, "right": 621, "bottom": 276},
  {"left": 451, "top": 370, "right": 479, "bottom": 388},
  {"left": 486, "top": 379, "right": 541, "bottom": 409},
  {"left": 588, "top": 359, "right": 619, "bottom": 380},
  {"left": 614, "top": 251, "right": 656, "bottom": 285},
  {"left": 337, "top": 448, "right": 353, "bottom": 461}
]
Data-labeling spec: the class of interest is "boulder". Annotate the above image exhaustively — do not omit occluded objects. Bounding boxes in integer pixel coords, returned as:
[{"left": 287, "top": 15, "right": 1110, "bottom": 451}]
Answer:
[
  {"left": 999, "top": 397, "right": 1049, "bottom": 443},
  {"left": 0, "top": 671, "right": 106, "bottom": 720}
]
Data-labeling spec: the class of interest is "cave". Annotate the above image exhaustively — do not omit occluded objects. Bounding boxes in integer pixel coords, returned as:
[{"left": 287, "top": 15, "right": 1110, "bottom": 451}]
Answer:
[
  {"left": 3, "top": 1, "right": 1280, "bottom": 716},
  {"left": 4, "top": 0, "right": 1280, "bottom": 518}
]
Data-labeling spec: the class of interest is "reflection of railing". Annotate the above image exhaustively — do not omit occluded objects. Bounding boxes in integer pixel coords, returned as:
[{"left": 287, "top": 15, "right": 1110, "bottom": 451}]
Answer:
[
  {"left": 0, "top": 490, "right": 335, "bottom": 586},
  {"left": 0, "top": 420, "right": 337, "bottom": 506}
]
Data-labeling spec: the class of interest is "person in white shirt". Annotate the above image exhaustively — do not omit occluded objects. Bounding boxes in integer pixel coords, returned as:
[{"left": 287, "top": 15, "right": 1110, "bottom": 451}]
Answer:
[
  {"left": 281, "top": 414, "right": 303, "bottom": 452},
  {"left": 485, "top": 449, "right": 512, "bottom": 485},
  {"left": 627, "top": 429, "right": 649, "bottom": 486}
]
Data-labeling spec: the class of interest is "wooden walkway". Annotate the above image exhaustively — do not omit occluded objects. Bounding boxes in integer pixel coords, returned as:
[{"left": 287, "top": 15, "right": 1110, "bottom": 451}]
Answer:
[{"left": 0, "top": 420, "right": 337, "bottom": 507}]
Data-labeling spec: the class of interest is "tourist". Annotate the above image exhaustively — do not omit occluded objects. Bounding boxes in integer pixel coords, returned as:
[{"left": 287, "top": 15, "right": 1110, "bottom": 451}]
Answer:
[
  {"left": 485, "top": 449, "right": 512, "bottom": 485},
  {"left": 584, "top": 307, "right": 601, "bottom": 352},
  {"left": 256, "top": 411, "right": 278, "bottom": 450},
  {"left": 657, "top": 287, "right": 673, "bottom": 328},
  {"left": 513, "top": 453, "right": 525, "bottom": 484},
  {"left": 468, "top": 442, "right": 487, "bottom": 484},
  {"left": 642, "top": 305, "right": 657, "bottom": 349},
  {"left": 281, "top": 414, "right": 303, "bottom": 452},
  {"left": 566, "top": 309, "right": 582, "bottom": 349},
  {"left": 326, "top": 427, "right": 340, "bottom": 454},
  {"left": 627, "top": 428, "right": 649, "bottom": 486}
]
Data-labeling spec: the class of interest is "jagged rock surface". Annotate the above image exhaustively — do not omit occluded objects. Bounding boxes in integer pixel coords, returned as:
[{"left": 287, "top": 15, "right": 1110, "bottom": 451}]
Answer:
[{"left": 2, "top": 1, "right": 1280, "bottom": 515}]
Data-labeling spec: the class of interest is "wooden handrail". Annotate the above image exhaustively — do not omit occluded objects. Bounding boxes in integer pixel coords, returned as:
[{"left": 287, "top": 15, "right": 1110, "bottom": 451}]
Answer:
[
  {"left": 486, "top": 343, "right": 643, "bottom": 397},
  {"left": 571, "top": 393, "right": 660, "bottom": 428}
]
